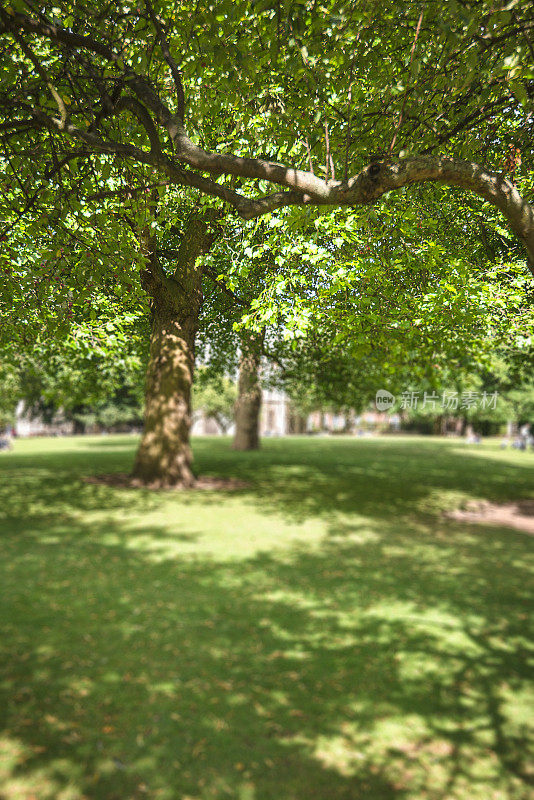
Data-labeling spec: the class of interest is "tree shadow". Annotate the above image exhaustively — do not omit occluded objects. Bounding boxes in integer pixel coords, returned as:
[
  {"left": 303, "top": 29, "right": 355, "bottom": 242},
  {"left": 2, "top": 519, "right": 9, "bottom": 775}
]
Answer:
[
  {"left": 191, "top": 437, "right": 534, "bottom": 528},
  {"left": 2, "top": 517, "right": 532, "bottom": 799},
  {"left": 0, "top": 437, "right": 532, "bottom": 798},
  {"left": 4, "top": 436, "right": 532, "bottom": 528}
]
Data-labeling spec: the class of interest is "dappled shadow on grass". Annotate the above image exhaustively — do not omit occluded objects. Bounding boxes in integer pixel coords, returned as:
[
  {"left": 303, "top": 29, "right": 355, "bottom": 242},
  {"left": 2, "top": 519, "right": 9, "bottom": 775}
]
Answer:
[
  {"left": 4, "top": 436, "right": 533, "bottom": 528},
  {"left": 0, "top": 437, "right": 533, "bottom": 799},
  {"left": 192, "top": 437, "right": 534, "bottom": 528},
  {"left": 1, "top": 513, "right": 532, "bottom": 799},
  {"left": 0, "top": 512, "right": 532, "bottom": 800}
]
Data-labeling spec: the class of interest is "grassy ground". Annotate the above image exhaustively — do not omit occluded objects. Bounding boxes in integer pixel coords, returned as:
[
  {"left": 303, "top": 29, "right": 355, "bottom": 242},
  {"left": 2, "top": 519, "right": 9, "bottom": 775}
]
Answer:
[{"left": 0, "top": 434, "right": 533, "bottom": 800}]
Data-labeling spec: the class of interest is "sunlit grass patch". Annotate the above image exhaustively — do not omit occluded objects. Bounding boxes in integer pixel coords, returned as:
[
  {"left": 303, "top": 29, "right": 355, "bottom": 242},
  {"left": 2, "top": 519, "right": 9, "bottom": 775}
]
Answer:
[{"left": 0, "top": 435, "right": 533, "bottom": 799}]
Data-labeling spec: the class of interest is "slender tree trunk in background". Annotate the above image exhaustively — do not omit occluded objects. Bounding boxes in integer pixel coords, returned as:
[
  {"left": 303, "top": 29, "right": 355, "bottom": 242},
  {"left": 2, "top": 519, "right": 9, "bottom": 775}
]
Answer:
[
  {"left": 132, "top": 213, "right": 219, "bottom": 487},
  {"left": 73, "top": 420, "right": 86, "bottom": 435},
  {"left": 232, "top": 330, "right": 264, "bottom": 451},
  {"left": 288, "top": 408, "right": 307, "bottom": 434}
]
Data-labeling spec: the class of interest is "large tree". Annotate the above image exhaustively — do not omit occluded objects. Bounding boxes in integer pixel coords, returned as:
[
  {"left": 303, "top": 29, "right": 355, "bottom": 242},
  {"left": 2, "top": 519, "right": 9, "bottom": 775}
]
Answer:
[{"left": 1, "top": 0, "right": 532, "bottom": 485}]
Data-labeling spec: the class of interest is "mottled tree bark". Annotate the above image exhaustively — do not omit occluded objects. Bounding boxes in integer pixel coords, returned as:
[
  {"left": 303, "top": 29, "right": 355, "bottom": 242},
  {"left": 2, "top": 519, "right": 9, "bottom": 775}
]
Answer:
[
  {"left": 232, "top": 330, "right": 264, "bottom": 451},
  {"left": 132, "top": 213, "right": 218, "bottom": 487},
  {"left": 132, "top": 306, "right": 198, "bottom": 486}
]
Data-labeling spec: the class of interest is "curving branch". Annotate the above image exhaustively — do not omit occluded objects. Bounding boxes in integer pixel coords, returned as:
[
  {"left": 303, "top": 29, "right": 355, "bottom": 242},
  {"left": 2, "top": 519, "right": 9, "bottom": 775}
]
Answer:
[
  {"left": 0, "top": 8, "right": 116, "bottom": 61},
  {"left": 148, "top": 126, "right": 534, "bottom": 277},
  {"left": 144, "top": 0, "right": 185, "bottom": 121},
  {"left": 233, "top": 157, "right": 534, "bottom": 277},
  {"left": 1, "top": 8, "right": 533, "bottom": 276},
  {"left": 114, "top": 95, "right": 162, "bottom": 157},
  {"left": 170, "top": 122, "right": 331, "bottom": 199},
  {"left": 347, "top": 157, "right": 534, "bottom": 276},
  {"left": 24, "top": 105, "right": 534, "bottom": 275},
  {"left": 29, "top": 109, "right": 254, "bottom": 212},
  {"left": 11, "top": 29, "right": 68, "bottom": 129}
]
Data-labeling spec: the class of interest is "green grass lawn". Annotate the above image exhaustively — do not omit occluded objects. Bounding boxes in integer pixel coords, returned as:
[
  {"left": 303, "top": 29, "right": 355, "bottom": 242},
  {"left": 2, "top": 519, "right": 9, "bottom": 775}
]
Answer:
[{"left": 0, "top": 434, "right": 533, "bottom": 800}]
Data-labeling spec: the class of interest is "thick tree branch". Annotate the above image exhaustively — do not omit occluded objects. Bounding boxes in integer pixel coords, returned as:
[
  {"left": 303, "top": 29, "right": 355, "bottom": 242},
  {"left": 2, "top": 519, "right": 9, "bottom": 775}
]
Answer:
[
  {"left": 114, "top": 95, "right": 162, "bottom": 156},
  {"left": 344, "top": 157, "right": 534, "bottom": 275},
  {"left": 172, "top": 208, "right": 221, "bottom": 285},
  {"left": 29, "top": 109, "right": 253, "bottom": 210},
  {"left": 2, "top": 9, "right": 533, "bottom": 275},
  {"left": 170, "top": 122, "right": 331, "bottom": 199},
  {"left": 123, "top": 76, "right": 333, "bottom": 200},
  {"left": 236, "top": 157, "right": 534, "bottom": 276},
  {"left": 27, "top": 104, "right": 534, "bottom": 273},
  {"left": 0, "top": 8, "right": 116, "bottom": 61},
  {"left": 139, "top": 231, "right": 168, "bottom": 301}
]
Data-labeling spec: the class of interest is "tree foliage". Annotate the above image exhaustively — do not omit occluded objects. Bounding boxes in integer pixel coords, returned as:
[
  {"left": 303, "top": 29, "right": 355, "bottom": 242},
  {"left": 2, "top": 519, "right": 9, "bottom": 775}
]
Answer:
[
  {"left": 191, "top": 368, "right": 237, "bottom": 433},
  {"left": 1, "top": 0, "right": 533, "bottom": 266},
  {"left": 1, "top": 1, "right": 533, "bottom": 483}
]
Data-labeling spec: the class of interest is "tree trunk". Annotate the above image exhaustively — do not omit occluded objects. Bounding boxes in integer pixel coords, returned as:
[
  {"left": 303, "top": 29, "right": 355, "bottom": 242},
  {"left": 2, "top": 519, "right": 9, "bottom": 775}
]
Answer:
[
  {"left": 289, "top": 409, "right": 307, "bottom": 434},
  {"left": 132, "top": 306, "right": 197, "bottom": 487},
  {"left": 131, "top": 212, "right": 219, "bottom": 487},
  {"left": 232, "top": 330, "right": 263, "bottom": 451}
]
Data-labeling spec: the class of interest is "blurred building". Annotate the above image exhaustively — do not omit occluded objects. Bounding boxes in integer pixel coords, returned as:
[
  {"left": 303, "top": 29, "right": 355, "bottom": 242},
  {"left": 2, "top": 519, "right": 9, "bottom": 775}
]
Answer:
[
  {"left": 192, "top": 388, "right": 306, "bottom": 437},
  {"left": 14, "top": 401, "right": 74, "bottom": 437}
]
